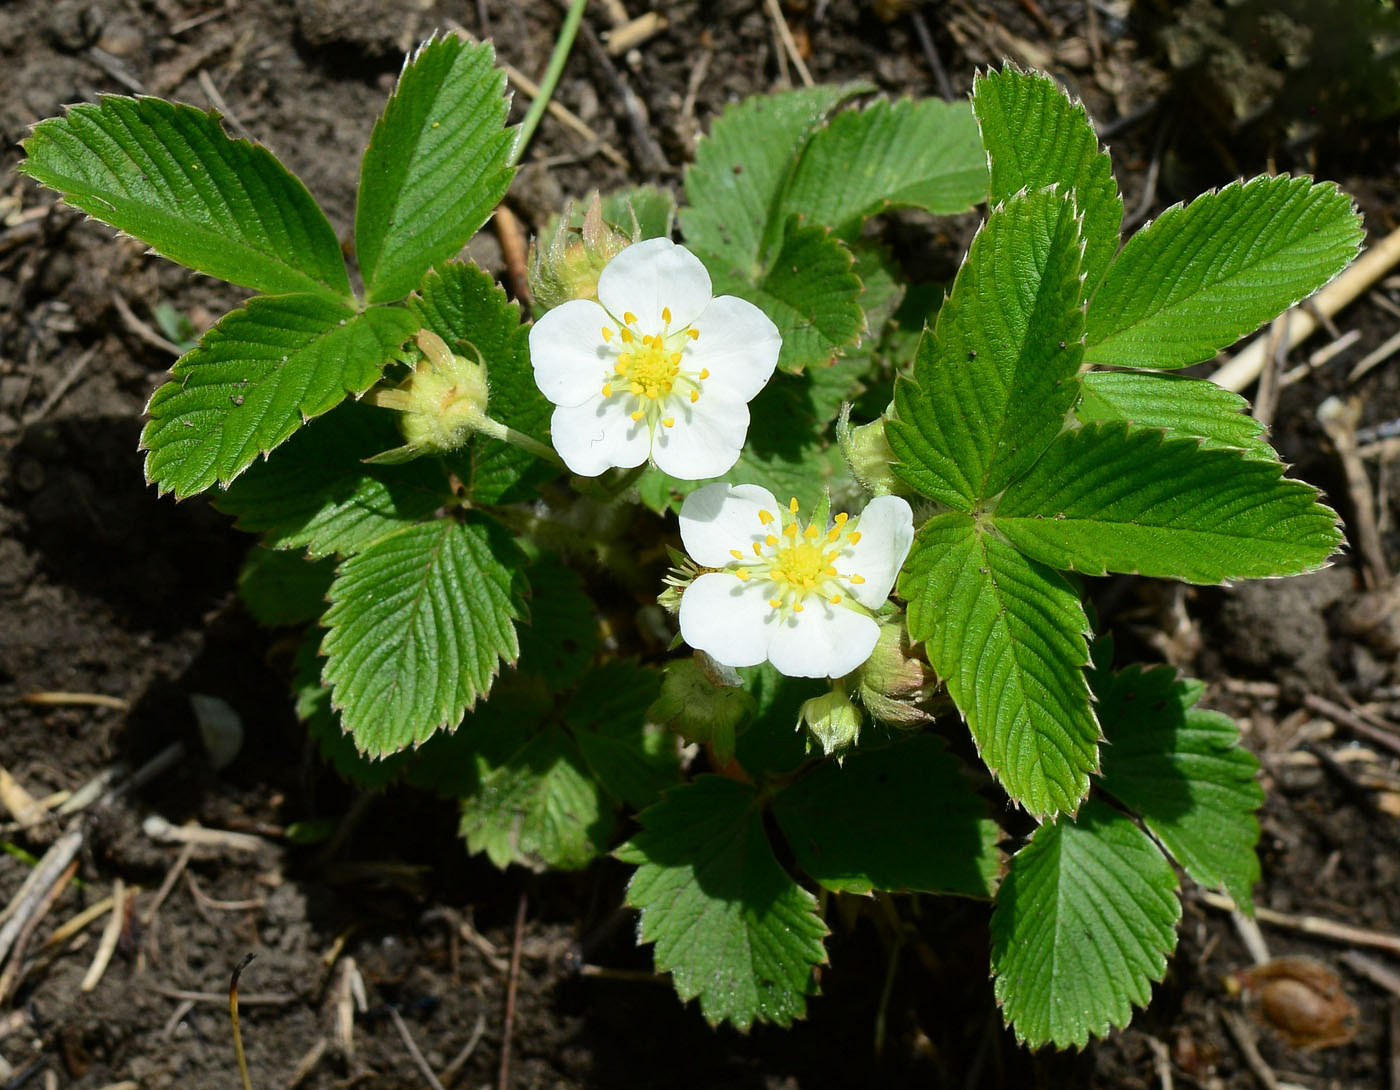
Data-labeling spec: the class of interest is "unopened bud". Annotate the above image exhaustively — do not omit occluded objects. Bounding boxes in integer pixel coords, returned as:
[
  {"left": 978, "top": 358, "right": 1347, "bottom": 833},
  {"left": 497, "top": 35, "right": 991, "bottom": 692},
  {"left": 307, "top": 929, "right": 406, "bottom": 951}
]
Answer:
[
  {"left": 367, "top": 330, "right": 492, "bottom": 463},
  {"left": 855, "top": 620, "right": 941, "bottom": 727},
  {"left": 528, "top": 192, "right": 636, "bottom": 312},
  {"left": 837, "top": 409, "right": 910, "bottom": 497},
  {"left": 648, "top": 654, "right": 754, "bottom": 766},
  {"left": 798, "top": 687, "right": 862, "bottom": 757}
]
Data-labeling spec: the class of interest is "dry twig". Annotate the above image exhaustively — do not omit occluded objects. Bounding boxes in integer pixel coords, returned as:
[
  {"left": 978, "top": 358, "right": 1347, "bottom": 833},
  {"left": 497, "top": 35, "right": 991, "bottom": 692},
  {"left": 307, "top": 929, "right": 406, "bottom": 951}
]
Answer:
[
  {"left": 391, "top": 1006, "right": 448, "bottom": 1090},
  {"left": 1199, "top": 889, "right": 1400, "bottom": 957},
  {"left": 497, "top": 892, "right": 528, "bottom": 1090},
  {"left": 80, "top": 877, "right": 125, "bottom": 992},
  {"left": 764, "top": 0, "right": 814, "bottom": 88}
]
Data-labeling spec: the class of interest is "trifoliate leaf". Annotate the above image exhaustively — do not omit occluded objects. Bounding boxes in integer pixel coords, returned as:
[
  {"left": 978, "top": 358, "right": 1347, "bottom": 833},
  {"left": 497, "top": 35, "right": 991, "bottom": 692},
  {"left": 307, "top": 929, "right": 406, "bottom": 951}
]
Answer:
[
  {"left": 356, "top": 36, "right": 514, "bottom": 304},
  {"left": 412, "top": 262, "right": 552, "bottom": 504},
  {"left": 1095, "top": 663, "right": 1263, "bottom": 911},
  {"left": 1085, "top": 175, "right": 1363, "bottom": 368},
  {"left": 321, "top": 516, "right": 524, "bottom": 756},
  {"left": 772, "top": 735, "right": 1004, "bottom": 897},
  {"left": 779, "top": 98, "right": 987, "bottom": 239},
  {"left": 515, "top": 555, "right": 597, "bottom": 687},
  {"left": 567, "top": 661, "right": 677, "bottom": 809},
  {"left": 900, "top": 513, "right": 1098, "bottom": 819},
  {"left": 1076, "top": 370, "right": 1276, "bottom": 460},
  {"left": 994, "top": 422, "right": 1344, "bottom": 582},
  {"left": 972, "top": 66, "right": 1121, "bottom": 294},
  {"left": 236, "top": 546, "right": 334, "bottom": 627},
  {"left": 218, "top": 400, "right": 452, "bottom": 558},
  {"left": 619, "top": 776, "right": 828, "bottom": 1030},
  {"left": 142, "top": 297, "right": 417, "bottom": 499},
  {"left": 294, "top": 634, "right": 406, "bottom": 789},
  {"left": 19, "top": 96, "right": 351, "bottom": 300},
  {"left": 887, "top": 188, "right": 1085, "bottom": 509},
  {"left": 734, "top": 665, "right": 826, "bottom": 779},
  {"left": 990, "top": 798, "right": 1180, "bottom": 1048},
  {"left": 681, "top": 83, "right": 870, "bottom": 272}
]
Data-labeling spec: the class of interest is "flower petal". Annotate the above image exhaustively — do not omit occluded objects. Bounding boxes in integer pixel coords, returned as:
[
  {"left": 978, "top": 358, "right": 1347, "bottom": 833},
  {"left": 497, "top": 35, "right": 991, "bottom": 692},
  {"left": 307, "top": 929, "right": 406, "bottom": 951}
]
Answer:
[
  {"left": 528, "top": 298, "right": 615, "bottom": 408},
  {"left": 549, "top": 395, "right": 650, "bottom": 476},
  {"left": 597, "top": 238, "right": 712, "bottom": 331},
  {"left": 768, "top": 598, "right": 881, "bottom": 679},
  {"left": 841, "top": 496, "right": 916, "bottom": 608},
  {"left": 687, "top": 294, "right": 782, "bottom": 401},
  {"left": 679, "top": 482, "right": 781, "bottom": 567},
  {"left": 651, "top": 386, "right": 750, "bottom": 481},
  {"left": 679, "top": 572, "right": 779, "bottom": 669}
]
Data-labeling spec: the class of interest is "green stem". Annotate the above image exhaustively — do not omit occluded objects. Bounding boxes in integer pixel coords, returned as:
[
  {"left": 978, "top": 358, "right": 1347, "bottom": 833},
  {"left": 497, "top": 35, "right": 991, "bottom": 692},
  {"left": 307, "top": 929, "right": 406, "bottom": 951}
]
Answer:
[
  {"left": 475, "top": 414, "right": 567, "bottom": 469},
  {"left": 510, "top": 0, "right": 590, "bottom": 167}
]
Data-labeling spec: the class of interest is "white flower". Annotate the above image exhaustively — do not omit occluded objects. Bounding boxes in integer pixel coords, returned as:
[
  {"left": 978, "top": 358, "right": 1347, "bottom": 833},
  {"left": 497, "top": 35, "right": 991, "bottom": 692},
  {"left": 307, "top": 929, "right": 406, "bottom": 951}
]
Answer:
[
  {"left": 528, "top": 237, "right": 781, "bottom": 479},
  {"left": 676, "top": 484, "right": 915, "bottom": 679}
]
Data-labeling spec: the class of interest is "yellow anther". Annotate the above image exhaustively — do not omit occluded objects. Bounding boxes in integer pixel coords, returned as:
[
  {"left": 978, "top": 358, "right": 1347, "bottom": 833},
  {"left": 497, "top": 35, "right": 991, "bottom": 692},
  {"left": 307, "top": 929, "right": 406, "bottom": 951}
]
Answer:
[
  {"left": 793, "top": 602, "right": 805, "bottom": 613},
  {"left": 753, "top": 542, "right": 763, "bottom": 556},
  {"left": 730, "top": 549, "right": 744, "bottom": 560},
  {"left": 788, "top": 497, "right": 799, "bottom": 513},
  {"left": 784, "top": 523, "right": 798, "bottom": 538},
  {"left": 687, "top": 329, "right": 700, "bottom": 340},
  {"left": 689, "top": 390, "right": 700, "bottom": 403},
  {"left": 601, "top": 383, "right": 612, "bottom": 398},
  {"left": 620, "top": 328, "right": 634, "bottom": 344},
  {"left": 849, "top": 532, "right": 862, "bottom": 545},
  {"left": 772, "top": 570, "right": 786, "bottom": 583},
  {"left": 631, "top": 409, "right": 645, "bottom": 422},
  {"left": 850, "top": 574, "right": 866, "bottom": 585},
  {"left": 825, "top": 566, "right": 837, "bottom": 576},
  {"left": 826, "top": 527, "right": 840, "bottom": 542},
  {"left": 671, "top": 352, "right": 683, "bottom": 365},
  {"left": 624, "top": 311, "right": 638, "bottom": 326},
  {"left": 662, "top": 417, "right": 675, "bottom": 428},
  {"left": 630, "top": 382, "right": 644, "bottom": 395},
  {"left": 698, "top": 368, "right": 709, "bottom": 379},
  {"left": 769, "top": 598, "right": 782, "bottom": 609},
  {"left": 765, "top": 534, "right": 778, "bottom": 547},
  {"left": 662, "top": 307, "right": 672, "bottom": 324},
  {"left": 601, "top": 327, "right": 613, "bottom": 342},
  {"left": 834, "top": 512, "right": 848, "bottom": 527},
  {"left": 830, "top": 594, "right": 842, "bottom": 605},
  {"left": 804, "top": 525, "right": 820, "bottom": 540},
  {"left": 735, "top": 568, "right": 749, "bottom": 581},
  {"left": 758, "top": 510, "right": 775, "bottom": 525}
]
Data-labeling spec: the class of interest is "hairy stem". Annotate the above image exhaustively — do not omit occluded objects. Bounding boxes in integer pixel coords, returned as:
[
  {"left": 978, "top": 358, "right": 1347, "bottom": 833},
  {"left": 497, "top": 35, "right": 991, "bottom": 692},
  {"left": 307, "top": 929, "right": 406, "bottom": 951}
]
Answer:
[{"left": 510, "top": 0, "right": 590, "bottom": 167}]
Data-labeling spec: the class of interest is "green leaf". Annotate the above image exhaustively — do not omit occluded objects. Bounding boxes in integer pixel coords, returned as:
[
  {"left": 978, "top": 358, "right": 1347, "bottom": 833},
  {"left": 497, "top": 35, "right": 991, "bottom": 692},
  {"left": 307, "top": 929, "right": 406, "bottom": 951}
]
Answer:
[
  {"left": 404, "top": 676, "right": 552, "bottom": 798},
  {"left": 779, "top": 98, "right": 987, "bottom": 238},
  {"left": 356, "top": 36, "right": 514, "bottom": 304},
  {"left": 619, "top": 776, "right": 828, "bottom": 1030},
  {"left": 236, "top": 546, "right": 335, "bottom": 627},
  {"left": 459, "top": 721, "right": 614, "bottom": 870},
  {"left": 321, "top": 516, "right": 524, "bottom": 756},
  {"left": 515, "top": 555, "right": 598, "bottom": 687},
  {"left": 899, "top": 513, "right": 1098, "bottom": 819},
  {"left": 712, "top": 217, "right": 865, "bottom": 374},
  {"left": 1076, "top": 370, "right": 1275, "bottom": 459},
  {"left": 601, "top": 184, "right": 676, "bottom": 240},
  {"left": 142, "top": 297, "right": 417, "bottom": 499},
  {"left": 294, "top": 634, "right": 407, "bottom": 789},
  {"left": 412, "top": 263, "right": 552, "bottom": 504},
  {"left": 567, "top": 661, "right": 678, "bottom": 809},
  {"left": 1085, "top": 175, "right": 1363, "bottom": 368},
  {"left": 772, "top": 735, "right": 1003, "bottom": 897},
  {"left": 680, "top": 83, "right": 870, "bottom": 274},
  {"left": 733, "top": 664, "right": 824, "bottom": 778},
  {"left": 990, "top": 798, "right": 1180, "bottom": 1048},
  {"left": 887, "top": 188, "right": 1085, "bottom": 509},
  {"left": 993, "top": 423, "right": 1344, "bottom": 582},
  {"left": 218, "top": 400, "right": 451, "bottom": 558},
  {"left": 972, "top": 66, "right": 1121, "bottom": 294},
  {"left": 1095, "top": 663, "right": 1262, "bottom": 911},
  {"left": 19, "top": 96, "right": 351, "bottom": 300}
]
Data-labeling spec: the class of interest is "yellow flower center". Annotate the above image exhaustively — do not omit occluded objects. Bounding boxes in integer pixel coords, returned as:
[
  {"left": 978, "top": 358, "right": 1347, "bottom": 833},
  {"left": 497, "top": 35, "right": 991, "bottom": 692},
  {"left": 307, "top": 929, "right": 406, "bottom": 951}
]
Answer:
[
  {"left": 599, "top": 306, "right": 707, "bottom": 428},
  {"left": 725, "top": 499, "right": 866, "bottom": 616}
]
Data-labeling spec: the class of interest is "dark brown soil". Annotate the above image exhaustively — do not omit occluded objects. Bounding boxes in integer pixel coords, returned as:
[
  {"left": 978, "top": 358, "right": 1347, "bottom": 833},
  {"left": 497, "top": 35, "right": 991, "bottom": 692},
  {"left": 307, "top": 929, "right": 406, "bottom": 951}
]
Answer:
[{"left": 2, "top": 1, "right": 1400, "bottom": 1087}]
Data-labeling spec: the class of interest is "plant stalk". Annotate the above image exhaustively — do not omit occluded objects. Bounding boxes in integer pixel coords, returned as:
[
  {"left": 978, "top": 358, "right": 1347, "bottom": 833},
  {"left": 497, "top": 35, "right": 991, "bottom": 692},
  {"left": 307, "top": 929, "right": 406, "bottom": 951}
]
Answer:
[{"left": 510, "top": 0, "right": 590, "bottom": 167}]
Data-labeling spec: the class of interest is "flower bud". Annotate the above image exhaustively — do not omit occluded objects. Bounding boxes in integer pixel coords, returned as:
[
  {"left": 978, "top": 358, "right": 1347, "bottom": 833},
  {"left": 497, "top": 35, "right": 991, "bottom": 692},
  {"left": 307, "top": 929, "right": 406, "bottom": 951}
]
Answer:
[
  {"left": 837, "top": 410, "right": 910, "bottom": 497},
  {"left": 855, "top": 620, "right": 942, "bottom": 727},
  {"left": 366, "top": 330, "right": 491, "bottom": 463},
  {"left": 528, "top": 192, "right": 636, "bottom": 312},
  {"left": 648, "top": 654, "right": 754, "bottom": 766},
  {"left": 798, "top": 687, "right": 863, "bottom": 757}
]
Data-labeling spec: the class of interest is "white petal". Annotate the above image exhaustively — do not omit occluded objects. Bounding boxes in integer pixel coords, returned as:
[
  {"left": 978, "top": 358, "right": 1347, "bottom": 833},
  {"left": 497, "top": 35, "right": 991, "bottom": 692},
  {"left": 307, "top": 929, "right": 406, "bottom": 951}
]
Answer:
[
  {"left": 768, "top": 598, "right": 881, "bottom": 679},
  {"left": 841, "top": 496, "right": 916, "bottom": 608},
  {"left": 687, "top": 294, "right": 783, "bottom": 401},
  {"left": 679, "top": 572, "right": 779, "bottom": 669},
  {"left": 549, "top": 396, "right": 650, "bottom": 476},
  {"left": 679, "top": 482, "right": 780, "bottom": 567},
  {"left": 528, "top": 299, "right": 615, "bottom": 408},
  {"left": 650, "top": 386, "right": 750, "bottom": 481},
  {"left": 597, "top": 238, "right": 712, "bottom": 331}
]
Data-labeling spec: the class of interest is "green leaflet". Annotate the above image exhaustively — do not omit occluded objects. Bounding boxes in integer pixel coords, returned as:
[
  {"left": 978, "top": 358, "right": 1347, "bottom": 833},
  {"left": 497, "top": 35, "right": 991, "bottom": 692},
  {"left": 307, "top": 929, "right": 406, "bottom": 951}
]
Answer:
[
  {"left": 888, "top": 187, "right": 1086, "bottom": 509},
  {"left": 972, "top": 66, "right": 1121, "bottom": 294},
  {"left": 899, "top": 513, "right": 1098, "bottom": 819},
  {"left": 19, "top": 96, "right": 351, "bottom": 301},
  {"left": 356, "top": 35, "right": 514, "bottom": 304},
  {"left": 1085, "top": 175, "right": 1363, "bottom": 368},
  {"left": 1095, "top": 662, "right": 1263, "bottom": 911},
  {"left": 680, "top": 82, "right": 869, "bottom": 275},
  {"left": 217, "top": 400, "right": 451, "bottom": 559},
  {"left": 320, "top": 516, "right": 524, "bottom": 756},
  {"left": 410, "top": 262, "right": 552, "bottom": 504},
  {"left": 142, "top": 297, "right": 417, "bottom": 499},
  {"left": 619, "top": 776, "right": 829, "bottom": 1030},
  {"left": 772, "top": 735, "right": 1004, "bottom": 897},
  {"left": 779, "top": 97, "right": 987, "bottom": 239},
  {"left": 515, "top": 555, "right": 599, "bottom": 688},
  {"left": 1076, "top": 370, "right": 1275, "bottom": 460},
  {"left": 993, "top": 422, "right": 1344, "bottom": 582},
  {"left": 294, "top": 634, "right": 407, "bottom": 790},
  {"left": 566, "top": 662, "right": 678, "bottom": 810},
  {"left": 236, "top": 547, "right": 335, "bottom": 628},
  {"left": 990, "top": 798, "right": 1180, "bottom": 1048}
]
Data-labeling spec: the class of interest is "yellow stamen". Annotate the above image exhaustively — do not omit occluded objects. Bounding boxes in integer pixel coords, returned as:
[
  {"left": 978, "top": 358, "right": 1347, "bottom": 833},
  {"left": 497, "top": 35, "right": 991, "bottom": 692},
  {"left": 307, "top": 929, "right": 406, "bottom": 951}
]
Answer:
[
  {"left": 850, "top": 574, "right": 866, "bottom": 585},
  {"left": 793, "top": 602, "right": 804, "bottom": 613},
  {"left": 830, "top": 594, "right": 842, "bottom": 605},
  {"left": 825, "top": 566, "right": 837, "bottom": 576},
  {"left": 624, "top": 311, "right": 638, "bottom": 326},
  {"left": 758, "top": 510, "right": 775, "bottom": 525},
  {"left": 849, "top": 532, "right": 862, "bottom": 545},
  {"left": 620, "top": 328, "right": 634, "bottom": 344},
  {"left": 689, "top": 390, "right": 699, "bottom": 403},
  {"left": 765, "top": 534, "right": 778, "bottom": 547},
  {"left": 687, "top": 329, "right": 700, "bottom": 340},
  {"left": 698, "top": 368, "right": 709, "bottom": 379},
  {"left": 735, "top": 568, "right": 749, "bottom": 581},
  {"left": 804, "top": 525, "right": 819, "bottom": 540},
  {"left": 772, "top": 570, "right": 786, "bottom": 582},
  {"left": 601, "top": 383, "right": 612, "bottom": 397},
  {"left": 730, "top": 549, "right": 744, "bottom": 560},
  {"left": 826, "top": 527, "right": 840, "bottom": 542},
  {"left": 783, "top": 523, "right": 798, "bottom": 538},
  {"left": 753, "top": 542, "right": 762, "bottom": 556},
  {"left": 630, "top": 382, "right": 644, "bottom": 395},
  {"left": 601, "top": 327, "right": 613, "bottom": 342},
  {"left": 662, "top": 417, "right": 675, "bottom": 428},
  {"left": 662, "top": 306, "right": 672, "bottom": 324},
  {"left": 671, "top": 352, "right": 682, "bottom": 365},
  {"left": 769, "top": 598, "right": 782, "bottom": 609},
  {"left": 834, "top": 512, "right": 849, "bottom": 527},
  {"left": 631, "top": 409, "right": 644, "bottom": 422},
  {"left": 788, "top": 498, "right": 799, "bottom": 513}
]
